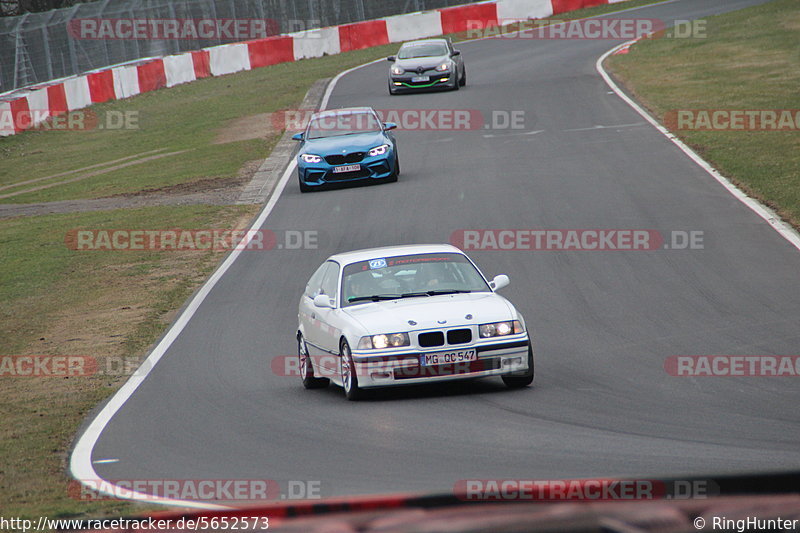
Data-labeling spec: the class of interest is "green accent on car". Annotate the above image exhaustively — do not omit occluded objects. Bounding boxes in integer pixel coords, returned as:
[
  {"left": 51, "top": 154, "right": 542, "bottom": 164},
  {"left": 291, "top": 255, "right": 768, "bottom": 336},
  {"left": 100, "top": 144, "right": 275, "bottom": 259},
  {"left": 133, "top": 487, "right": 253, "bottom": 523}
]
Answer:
[{"left": 400, "top": 80, "right": 449, "bottom": 88}]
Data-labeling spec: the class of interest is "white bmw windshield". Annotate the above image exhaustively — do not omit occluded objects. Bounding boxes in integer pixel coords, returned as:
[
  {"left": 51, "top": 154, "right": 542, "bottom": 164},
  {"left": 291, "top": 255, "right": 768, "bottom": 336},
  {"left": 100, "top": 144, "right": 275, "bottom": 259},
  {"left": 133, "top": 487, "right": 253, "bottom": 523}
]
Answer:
[{"left": 341, "top": 253, "right": 491, "bottom": 307}]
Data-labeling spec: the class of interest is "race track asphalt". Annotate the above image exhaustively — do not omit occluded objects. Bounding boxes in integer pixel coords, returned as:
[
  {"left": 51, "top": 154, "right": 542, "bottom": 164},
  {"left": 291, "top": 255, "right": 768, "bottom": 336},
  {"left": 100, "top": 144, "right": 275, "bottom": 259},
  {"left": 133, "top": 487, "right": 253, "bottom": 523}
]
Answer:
[{"left": 82, "top": 0, "right": 800, "bottom": 504}]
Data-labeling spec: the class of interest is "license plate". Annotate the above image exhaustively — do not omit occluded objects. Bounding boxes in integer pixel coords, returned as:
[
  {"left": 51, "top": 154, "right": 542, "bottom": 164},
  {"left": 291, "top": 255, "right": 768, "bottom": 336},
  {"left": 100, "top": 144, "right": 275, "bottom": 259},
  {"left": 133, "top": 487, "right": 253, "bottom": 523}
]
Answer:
[
  {"left": 411, "top": 76, "right": 430, "bottom": 83},
  {"left": 332, "top": 164, "right": 361, "bottom": 173},
  {"left": 420, "top": 349, "right": 476, "bottom": 366}
]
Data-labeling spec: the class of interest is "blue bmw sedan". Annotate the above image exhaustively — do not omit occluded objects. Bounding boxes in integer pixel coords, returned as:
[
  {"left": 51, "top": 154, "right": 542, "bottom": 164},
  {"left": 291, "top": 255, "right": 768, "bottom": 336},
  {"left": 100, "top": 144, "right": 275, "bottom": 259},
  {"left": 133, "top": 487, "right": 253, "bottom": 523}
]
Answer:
[{"left": 292, "top": 107, "right": 400, "bottom": 192}]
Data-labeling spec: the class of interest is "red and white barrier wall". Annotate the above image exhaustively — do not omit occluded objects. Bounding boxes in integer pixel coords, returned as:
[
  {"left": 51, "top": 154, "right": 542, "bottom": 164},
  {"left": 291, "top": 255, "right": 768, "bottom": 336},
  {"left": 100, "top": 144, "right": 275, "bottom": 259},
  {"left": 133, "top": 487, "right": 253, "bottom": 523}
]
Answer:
[{"left": 0, "top": 0, "right": 628, "bottom": 136}]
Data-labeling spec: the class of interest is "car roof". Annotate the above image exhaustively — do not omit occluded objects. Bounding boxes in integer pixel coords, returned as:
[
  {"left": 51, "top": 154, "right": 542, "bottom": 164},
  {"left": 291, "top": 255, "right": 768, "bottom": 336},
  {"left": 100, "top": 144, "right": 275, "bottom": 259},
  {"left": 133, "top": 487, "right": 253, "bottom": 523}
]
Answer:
[
  {"left": 400, "top": 38, "right": 449, "bottom": 47},
  {"left": 310, "top": 107, "right": 376, "bottom": 120},
  {"left": 328, "top": 244, "right": 465, "bottom": 266}
]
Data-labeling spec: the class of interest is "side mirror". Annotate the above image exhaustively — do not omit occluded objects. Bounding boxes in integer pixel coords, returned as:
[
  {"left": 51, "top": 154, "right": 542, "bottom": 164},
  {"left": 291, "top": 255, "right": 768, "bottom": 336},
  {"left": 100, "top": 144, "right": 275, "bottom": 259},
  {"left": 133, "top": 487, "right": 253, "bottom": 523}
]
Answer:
[
  {"left": 452, "top": 50, "right": 461, "bottom": 56},
  {"left": 387, "top": 56, "right": 396, "bottom": 62},
  {"left": 291, "top": 132, "right": 304, "bottom": 141},
  {"left": 490, "top": 274, "right": 510, "bottom": 291},
  {"left": 383, "top": 122, "right": 397, "bottom": 131},
  {"left": 313, "top": 294, "right": 334, "bottom": 308}
]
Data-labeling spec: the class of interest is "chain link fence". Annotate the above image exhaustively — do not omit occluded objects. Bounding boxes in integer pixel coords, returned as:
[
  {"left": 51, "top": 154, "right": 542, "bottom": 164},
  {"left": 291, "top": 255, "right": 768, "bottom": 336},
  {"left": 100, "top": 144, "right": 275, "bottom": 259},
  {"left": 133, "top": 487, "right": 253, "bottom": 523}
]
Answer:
[{"left": 0, "top": 0, "right": 480, "bottom": 93}]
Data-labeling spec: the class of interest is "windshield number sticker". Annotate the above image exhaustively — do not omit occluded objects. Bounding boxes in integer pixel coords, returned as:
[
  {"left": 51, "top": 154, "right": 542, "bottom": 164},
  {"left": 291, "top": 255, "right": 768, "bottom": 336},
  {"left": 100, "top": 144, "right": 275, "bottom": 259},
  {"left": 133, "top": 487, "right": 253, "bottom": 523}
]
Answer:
[{"left": 369, "top": 258, "right": 388, "bottom": 269}]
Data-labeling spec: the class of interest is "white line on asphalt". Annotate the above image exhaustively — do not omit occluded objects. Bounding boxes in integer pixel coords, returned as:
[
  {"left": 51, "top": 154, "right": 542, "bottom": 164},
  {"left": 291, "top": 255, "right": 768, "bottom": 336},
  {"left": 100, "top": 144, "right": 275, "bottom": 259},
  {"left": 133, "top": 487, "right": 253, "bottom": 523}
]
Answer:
[
  {"left": 483, "top": 129, "right": 544, "bottom": 139},
  {"left": 562, "top": 122, "right": 644, "bottom": 132}
]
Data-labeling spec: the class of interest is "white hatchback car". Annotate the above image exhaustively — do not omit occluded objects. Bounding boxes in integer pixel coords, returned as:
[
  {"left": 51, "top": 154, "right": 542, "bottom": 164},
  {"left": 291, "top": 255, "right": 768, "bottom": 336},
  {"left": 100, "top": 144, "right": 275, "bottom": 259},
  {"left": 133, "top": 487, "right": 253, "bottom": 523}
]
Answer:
[{"left": 296, "top": 244, "right": 534, "bottom": 400}]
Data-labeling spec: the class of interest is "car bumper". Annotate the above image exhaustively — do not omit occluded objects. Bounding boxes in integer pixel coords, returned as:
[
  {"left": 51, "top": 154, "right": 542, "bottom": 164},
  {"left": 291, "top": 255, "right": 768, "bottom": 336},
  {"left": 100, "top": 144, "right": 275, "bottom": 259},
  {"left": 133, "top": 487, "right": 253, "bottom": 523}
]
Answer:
[
  {"left": 389, "top": 73, "right": 455, "bottom": 91},
  {"left": 298, "top": 152, "right": 396, "bottom": 187},
  {"left": 351, "top": 336, "right": 531, "bottom": 389}
]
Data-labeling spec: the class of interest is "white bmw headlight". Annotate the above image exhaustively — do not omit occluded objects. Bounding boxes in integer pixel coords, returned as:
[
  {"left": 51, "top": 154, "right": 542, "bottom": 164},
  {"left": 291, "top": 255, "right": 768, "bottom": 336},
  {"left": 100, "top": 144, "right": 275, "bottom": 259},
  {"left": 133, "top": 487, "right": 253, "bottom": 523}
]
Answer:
[
  {"left": 357, "top": 332, "right": 410, "bottom": 350},
  {"left": 391, "top": 66, "right": 404, "bottom": 75},
  {"left": 368, "top": 144, "right": 390, "bottom": 157},
  {"left": 479, "top": 320, "right": 524, "bottom": 338},
  {"left": 300, "top": 154, "right": 322, "bottom": 164},
  {"left": 435, "top": 62, "right": 450, "bottom": 72}
]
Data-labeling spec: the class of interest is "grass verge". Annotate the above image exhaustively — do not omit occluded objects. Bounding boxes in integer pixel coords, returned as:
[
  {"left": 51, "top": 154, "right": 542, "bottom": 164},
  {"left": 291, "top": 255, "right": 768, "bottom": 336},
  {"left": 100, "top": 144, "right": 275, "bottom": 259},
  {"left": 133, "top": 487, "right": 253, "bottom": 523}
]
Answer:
[
  {"left": 0, "top": 204, "right": 260, "bottom": 518},
  {"left": 606, "top": 0, "right": 800, "bottom": 228}
]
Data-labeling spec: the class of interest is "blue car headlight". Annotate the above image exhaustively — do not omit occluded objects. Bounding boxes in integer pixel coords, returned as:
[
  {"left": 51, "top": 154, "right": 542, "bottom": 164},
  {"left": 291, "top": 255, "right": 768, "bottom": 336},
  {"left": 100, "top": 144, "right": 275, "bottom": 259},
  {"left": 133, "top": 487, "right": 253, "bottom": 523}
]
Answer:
[
  {"left": 300, "top": 154, "right": 322, "bottom": 164},
  {"left": 368, "top": 144, "right": 390, "bottom": 157}
]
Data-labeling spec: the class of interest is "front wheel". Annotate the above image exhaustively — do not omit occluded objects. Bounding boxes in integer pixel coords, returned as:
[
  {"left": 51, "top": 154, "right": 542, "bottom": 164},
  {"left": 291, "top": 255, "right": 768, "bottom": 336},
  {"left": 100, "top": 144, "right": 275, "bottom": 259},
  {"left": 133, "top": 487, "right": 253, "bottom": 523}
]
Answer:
[
  {"left": 502, "top": 342, "right": 534, "bottom": 389},
  {"left": 298, "top": 335, "right": 328, "bottom": 389},
  {"left": 340, "top": 340, "right": 364, "bottom": 401},
  {"left": 387, "top": 156, "right": 400, "bottom": 182},
  {"left": 459, "top": 67, "right": 466, "bottom": 87}
]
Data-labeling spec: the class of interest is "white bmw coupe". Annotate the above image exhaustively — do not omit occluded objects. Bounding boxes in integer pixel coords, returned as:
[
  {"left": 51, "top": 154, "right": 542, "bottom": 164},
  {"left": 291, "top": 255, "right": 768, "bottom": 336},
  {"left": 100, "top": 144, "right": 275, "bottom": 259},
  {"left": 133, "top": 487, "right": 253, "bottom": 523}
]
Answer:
[{"left": 296, "top": 244, "right": 533, "bottom": 400}]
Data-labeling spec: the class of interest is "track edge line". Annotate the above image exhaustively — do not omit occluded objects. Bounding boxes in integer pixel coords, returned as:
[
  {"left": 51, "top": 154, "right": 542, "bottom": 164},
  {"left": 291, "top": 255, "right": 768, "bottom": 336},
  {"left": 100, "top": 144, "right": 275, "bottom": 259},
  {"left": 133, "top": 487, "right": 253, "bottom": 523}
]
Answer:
[{"left": 596, "top": 39, "right": 800, "bottom": 253}]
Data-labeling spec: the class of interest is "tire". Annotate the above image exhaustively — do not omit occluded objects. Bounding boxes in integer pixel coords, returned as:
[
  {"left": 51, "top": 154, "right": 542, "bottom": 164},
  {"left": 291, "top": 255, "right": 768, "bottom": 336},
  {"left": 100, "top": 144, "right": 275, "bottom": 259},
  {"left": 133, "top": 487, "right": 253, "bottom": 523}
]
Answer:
[
  {"left": 298, "top": 335, "right": 329, "bottom": 389},
  {"left": 459, "top": 67, "right": 466, "bottom": 87},
  {"left": 387, "top": 156, "right": 399, "bottom": 182},
  {"left": 452, "top": 76, "right": 460, "bottom": 91},
  {"left": 502, "top": 342, "right": 534, "bottom": 389},
  {"left": 340, "top": 340, "right": 364, "bottom": 401}
]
